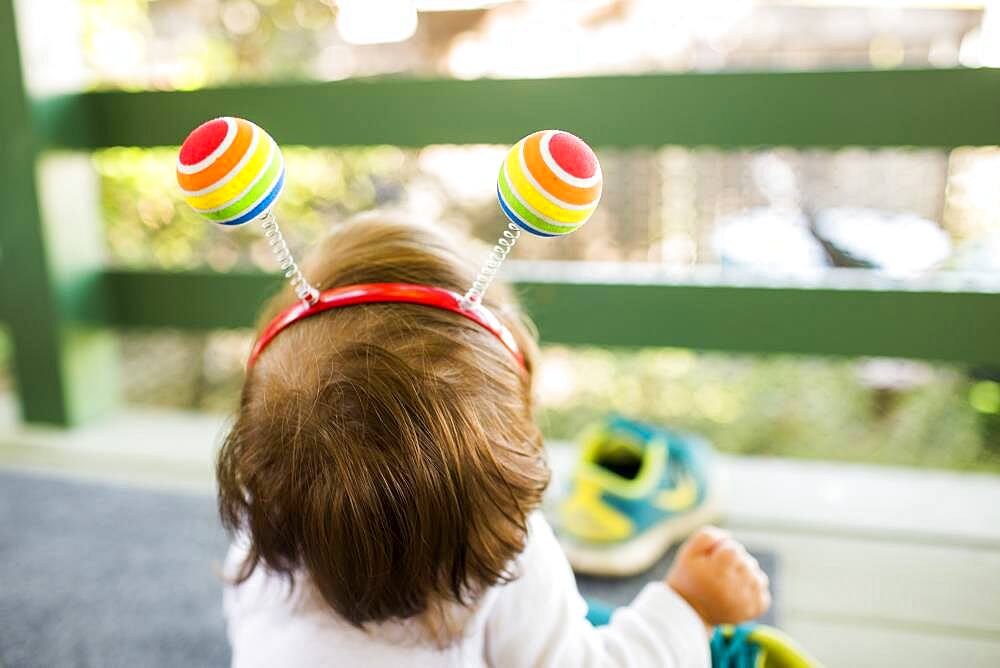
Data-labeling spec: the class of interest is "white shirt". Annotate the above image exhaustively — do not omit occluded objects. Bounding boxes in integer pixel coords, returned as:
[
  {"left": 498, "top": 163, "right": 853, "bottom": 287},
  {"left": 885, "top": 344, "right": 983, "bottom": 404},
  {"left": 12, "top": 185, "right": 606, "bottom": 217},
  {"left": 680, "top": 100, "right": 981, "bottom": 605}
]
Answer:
[{"left": 223, "top": 513, "right": 710, "bottom": 667}]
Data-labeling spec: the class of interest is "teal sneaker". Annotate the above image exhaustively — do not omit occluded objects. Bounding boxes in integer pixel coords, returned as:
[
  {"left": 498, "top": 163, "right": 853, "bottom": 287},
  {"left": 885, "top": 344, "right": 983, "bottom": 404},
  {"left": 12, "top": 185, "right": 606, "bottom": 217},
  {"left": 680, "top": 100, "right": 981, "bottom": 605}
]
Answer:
[
  {"left": 556, "top": 416, "right": 720, "bottom": 576},
  {"left": 711, "top": 624, "right": 824, "bottom": 668},
  {"left": 587, "top": 602, "right": 823, "bottom": 667}
]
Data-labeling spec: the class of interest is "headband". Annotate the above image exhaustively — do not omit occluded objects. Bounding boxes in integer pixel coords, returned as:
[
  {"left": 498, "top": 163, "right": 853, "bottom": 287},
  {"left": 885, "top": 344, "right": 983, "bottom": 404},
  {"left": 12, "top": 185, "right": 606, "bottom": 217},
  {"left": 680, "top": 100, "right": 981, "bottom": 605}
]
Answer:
[
  {"left": 248, "top": 283, "right": 525, "bottom": 370},
  {"left": 176, "top": 118, "right": 602, "bottom": 371}
]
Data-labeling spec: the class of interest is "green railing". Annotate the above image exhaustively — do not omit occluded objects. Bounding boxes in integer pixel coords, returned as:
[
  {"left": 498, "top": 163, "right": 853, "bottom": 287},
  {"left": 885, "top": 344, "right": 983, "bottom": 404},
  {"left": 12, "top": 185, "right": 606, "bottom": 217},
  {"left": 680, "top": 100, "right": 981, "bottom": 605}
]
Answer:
[{"left": 2, "top": 0, "right": 999, "bottom": 425}]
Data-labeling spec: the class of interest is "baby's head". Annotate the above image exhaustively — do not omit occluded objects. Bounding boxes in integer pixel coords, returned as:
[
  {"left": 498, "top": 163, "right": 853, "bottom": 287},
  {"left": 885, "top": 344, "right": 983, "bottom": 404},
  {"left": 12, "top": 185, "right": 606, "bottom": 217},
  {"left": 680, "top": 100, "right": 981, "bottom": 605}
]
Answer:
[{"left": 217, "top": 214, "right": 547, "bottom": 630}]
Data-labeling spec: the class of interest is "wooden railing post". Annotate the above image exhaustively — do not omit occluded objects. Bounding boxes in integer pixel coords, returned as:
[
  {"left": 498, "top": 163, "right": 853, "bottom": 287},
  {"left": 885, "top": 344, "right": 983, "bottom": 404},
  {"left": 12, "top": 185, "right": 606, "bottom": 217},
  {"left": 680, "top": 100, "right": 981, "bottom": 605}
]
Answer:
[{"left": 0, "top": 0, "right": 119, "bottom": 425}]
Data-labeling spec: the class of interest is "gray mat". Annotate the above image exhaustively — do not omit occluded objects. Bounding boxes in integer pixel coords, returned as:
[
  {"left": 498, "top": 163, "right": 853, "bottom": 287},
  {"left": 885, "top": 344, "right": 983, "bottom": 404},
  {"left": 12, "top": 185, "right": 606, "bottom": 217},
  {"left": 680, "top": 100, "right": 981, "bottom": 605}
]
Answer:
[
  {"left": 0, "top": 472, "right": 230, "bottom": 668},
  {"left": 0, "top": 471, "right": 777, "bottom": 668}
]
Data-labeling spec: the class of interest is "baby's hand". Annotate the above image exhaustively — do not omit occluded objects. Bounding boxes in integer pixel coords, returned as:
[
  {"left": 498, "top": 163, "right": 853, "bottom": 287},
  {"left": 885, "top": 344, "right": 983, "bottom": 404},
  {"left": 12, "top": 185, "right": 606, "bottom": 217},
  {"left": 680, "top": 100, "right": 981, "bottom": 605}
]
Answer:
[{"left": 665, "top": 527, "right": 770, "bottom": 629}]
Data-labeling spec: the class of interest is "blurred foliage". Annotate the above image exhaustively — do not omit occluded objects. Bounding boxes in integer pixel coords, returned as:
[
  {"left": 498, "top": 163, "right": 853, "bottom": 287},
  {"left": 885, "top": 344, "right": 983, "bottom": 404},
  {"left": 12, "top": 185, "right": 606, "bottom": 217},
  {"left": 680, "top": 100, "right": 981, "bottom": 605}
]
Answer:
[
  {"left": 93, "top": 143, "right": 1000, "bottom": 474},
  {"left": 80, "top": 0, "right": 339, "bottom": 89},
  {"left": 116, "top": 326, "right": 1000, "bottom": 472},
  {"left": 72, "top": 0, "right": 1000, "bottom": 474},
  {"left": 95, "top": 146, "right": 414, "bottom": 269},
  {"left": 536, "top": 347, "right": 1000, "bottom": 473}
]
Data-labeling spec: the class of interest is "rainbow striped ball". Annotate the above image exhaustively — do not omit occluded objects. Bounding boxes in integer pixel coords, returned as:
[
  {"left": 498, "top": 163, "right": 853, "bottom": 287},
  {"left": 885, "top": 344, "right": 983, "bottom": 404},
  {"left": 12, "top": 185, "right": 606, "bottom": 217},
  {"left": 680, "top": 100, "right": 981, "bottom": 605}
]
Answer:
[
  {"left": 176, "top": 117, "right": 285, "bottom": 226},
  {"left": 497, "top": 130, "right": 602, "bottom": 237}
]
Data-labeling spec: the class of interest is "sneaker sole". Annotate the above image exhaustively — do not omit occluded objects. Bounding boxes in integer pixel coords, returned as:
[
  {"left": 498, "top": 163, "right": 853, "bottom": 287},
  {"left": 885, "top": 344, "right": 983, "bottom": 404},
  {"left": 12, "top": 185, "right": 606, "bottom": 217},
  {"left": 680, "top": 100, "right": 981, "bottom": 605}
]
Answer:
[{"left": 559, "top": 492, "right": 723, "bottom": 577}]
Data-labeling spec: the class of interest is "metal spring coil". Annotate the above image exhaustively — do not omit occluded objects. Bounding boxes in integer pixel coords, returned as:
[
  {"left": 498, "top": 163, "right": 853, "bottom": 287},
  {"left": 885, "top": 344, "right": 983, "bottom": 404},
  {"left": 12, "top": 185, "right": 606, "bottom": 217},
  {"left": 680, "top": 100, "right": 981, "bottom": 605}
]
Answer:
[
  {"left": 260, "top": 210, "right": 319, "bottom": 304},
  {"left": 462, "top": 222, "right": 521, "bottom": 308}
]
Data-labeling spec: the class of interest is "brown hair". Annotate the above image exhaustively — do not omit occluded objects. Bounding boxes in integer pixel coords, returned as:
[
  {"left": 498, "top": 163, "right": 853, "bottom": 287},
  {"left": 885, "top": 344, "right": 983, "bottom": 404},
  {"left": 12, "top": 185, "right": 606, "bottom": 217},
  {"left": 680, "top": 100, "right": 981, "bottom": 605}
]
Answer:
[{"left": 217, "top": 213, "right": 547, "bottom": 639}]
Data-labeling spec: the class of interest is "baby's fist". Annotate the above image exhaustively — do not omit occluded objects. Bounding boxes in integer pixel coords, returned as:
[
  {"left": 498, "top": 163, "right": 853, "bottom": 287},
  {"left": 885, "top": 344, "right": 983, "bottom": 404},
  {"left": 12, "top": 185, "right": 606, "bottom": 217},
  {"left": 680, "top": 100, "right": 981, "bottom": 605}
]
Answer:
[{"left": 666, "top": 527, "right": 770, "bottom": 628}]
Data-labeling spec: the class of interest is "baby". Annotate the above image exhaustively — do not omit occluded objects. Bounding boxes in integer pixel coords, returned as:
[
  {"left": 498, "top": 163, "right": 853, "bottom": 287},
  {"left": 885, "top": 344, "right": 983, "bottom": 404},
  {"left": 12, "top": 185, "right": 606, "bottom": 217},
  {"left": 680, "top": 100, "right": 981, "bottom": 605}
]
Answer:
[{"left": 218, "top": 214, "right": 770, "bottom": 667}]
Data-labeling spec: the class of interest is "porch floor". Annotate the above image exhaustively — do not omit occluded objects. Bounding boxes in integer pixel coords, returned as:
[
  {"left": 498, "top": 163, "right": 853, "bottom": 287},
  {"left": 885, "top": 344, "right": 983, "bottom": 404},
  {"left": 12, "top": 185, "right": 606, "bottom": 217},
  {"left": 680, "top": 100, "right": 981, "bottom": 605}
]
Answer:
[{"left": 1, "top": 402, "right": 998, "bottom": 667}]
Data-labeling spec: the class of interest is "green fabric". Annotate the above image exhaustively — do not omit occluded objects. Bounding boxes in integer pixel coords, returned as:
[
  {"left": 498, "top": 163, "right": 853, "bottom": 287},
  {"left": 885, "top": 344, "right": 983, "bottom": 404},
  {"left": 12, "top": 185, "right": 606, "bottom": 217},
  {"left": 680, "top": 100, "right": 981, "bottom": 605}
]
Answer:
[
  {"left": 712, "top": 625, "right": 762, "bottom": 668},
  {"left": 712, "top": 625, "right": 824, "bottom": 668}
]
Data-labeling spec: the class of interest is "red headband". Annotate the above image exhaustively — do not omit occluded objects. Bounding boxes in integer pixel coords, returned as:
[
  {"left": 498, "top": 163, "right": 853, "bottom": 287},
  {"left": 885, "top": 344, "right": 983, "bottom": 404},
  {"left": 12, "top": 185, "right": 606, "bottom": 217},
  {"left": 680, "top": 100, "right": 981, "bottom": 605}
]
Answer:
[{"left": 248, "top": 283, "right": 526, "bottom": 371}]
